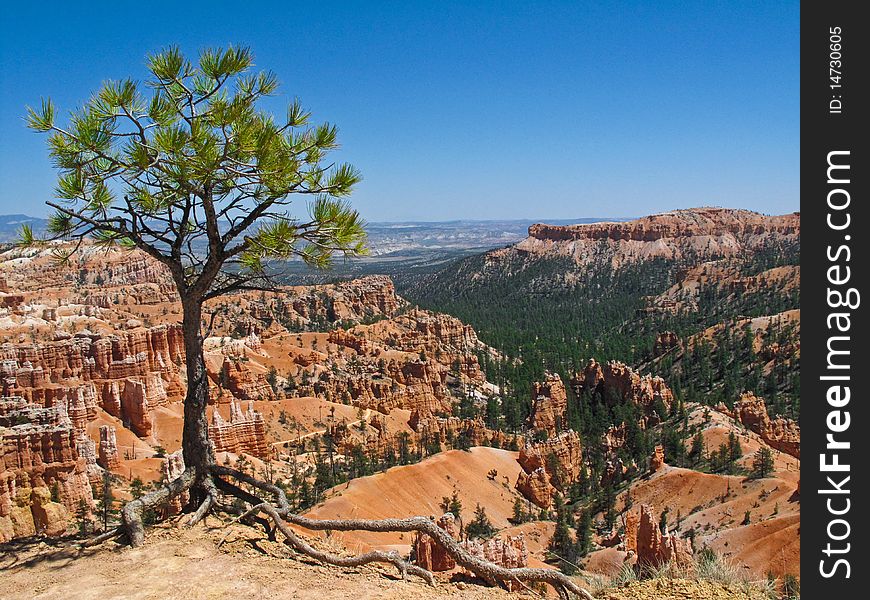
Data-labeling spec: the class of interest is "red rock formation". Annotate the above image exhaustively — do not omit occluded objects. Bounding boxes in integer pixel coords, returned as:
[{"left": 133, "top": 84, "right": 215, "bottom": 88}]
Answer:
[
  {"left": 76, "top": 431, "right": 102, "bottom": 484},
  {"left": 724, "top": 392, "right": 800, "bottom": 458},
  {"left": 649, "top": 445, "right": 666, "bottom": 472},
  {"left": 98, "top": 425, "right": 121, "bottom": 471},
  {"left": 572, "top": 359, "right": 673, "bottom": 424},
  {"left": 160, "top": 450, "right": 188, "bottom": 516},
  {"left": 527, "top": 372, "right": 568, "bottom": 435},
  {"left": 209, "top": 400, "right": 269, "bottom": 459},
  {"left": 0, "top": 325, "right": 184, "bottom": 382},
  {"left": 634, "top": 504, "right": 693, "bottom": 571},
  {"left": 311, "top": 358, "right": 453, "bottom": 417},
  {"left": 515, "top": 467, "right": 552, "bottom": 509},
  {"left": 409, "top": 411, "right": 513, "bottom": 452},
  {"left": 0, "top": 292, "right": 25, "bottom": 310},
  {"left": 414, "top": 513, "right": 459, "bottom": 571},
  {"left": 653, "top": 331, "right": 680, "bottom": 356},
  {"left": 120, "top": 379, "right": 154, "bottom": 437},
  {"left": 0, "top": 401, "right": 95, "bottom": 542},
  {"left": 526, "top": 208, "right": 800, "bottom": 245},
  {"left": 212, "top": 357, "right": 276, "bottom": 403},
  {"left": 328, "top": 328, "right": 371, "bottom": 354},
  {"left": 461, "top": 533, "right": 529, "bottom": 570},
  {"left": 515, "top": 430, "right": 582, "bottom": 508},
  {"left": 623, "top": 510, "right": 640, "bottom": 554}
]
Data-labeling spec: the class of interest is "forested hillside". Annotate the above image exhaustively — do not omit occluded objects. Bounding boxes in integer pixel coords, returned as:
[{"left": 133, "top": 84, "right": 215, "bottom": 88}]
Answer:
[{"left": 397, "top": 212, "right": 800, "bottom": 426}]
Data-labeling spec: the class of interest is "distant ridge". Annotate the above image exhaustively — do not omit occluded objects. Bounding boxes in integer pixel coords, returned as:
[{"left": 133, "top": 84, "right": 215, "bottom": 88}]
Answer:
[{"left": 0, "top": 214, "right": 48, "bottom": 242}]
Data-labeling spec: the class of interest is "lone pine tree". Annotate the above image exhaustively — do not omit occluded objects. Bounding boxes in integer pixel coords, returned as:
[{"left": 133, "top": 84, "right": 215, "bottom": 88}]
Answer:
[
  {"left": 24, "top": 45, "right": 365, "bottom": 516},
  {"left": 22, "top": 47, "right": 595, "bottom": 599}
]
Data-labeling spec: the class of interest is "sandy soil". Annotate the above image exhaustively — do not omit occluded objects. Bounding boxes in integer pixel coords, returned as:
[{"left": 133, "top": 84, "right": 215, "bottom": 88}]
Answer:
[
  {"left": 0, "top": 521, "right": 769, "bottom": 600},
  {"left": 0, "top": 522, "right": 517, "bottom": 600}
]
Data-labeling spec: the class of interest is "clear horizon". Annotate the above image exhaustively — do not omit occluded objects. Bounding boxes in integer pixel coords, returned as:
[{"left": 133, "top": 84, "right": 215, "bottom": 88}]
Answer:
[{"left": 0, "top": 1, "right": 799, "bottom": 222}]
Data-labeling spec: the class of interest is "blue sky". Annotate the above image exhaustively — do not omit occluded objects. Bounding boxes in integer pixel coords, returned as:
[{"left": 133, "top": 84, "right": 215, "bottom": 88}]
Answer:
[{"left": 0, "top": 1, "right": 799, "bottom": 222}]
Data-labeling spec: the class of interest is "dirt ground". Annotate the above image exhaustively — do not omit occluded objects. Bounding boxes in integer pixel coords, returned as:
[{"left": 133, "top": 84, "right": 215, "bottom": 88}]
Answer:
[
  {"left": 0, "top": 520, "right": 518, "bottom": 600},
  {"left": 0, "top": 520, "right": 773, "bottom": 600},
  {"left": 0, "top": 517, "right": 765, "bottom": 600}
]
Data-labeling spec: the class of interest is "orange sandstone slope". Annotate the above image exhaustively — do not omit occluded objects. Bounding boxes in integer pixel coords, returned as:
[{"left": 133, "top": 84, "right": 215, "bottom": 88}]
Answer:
[
  {"left": 304, "top": 447, "right": 525, "bottom": 552},
  {"left": 582, "top": 403, "right": 800, "bottom": 581}
]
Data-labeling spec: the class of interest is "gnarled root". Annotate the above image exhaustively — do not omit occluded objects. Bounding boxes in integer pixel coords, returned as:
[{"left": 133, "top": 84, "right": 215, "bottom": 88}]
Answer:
[
  {"left": 122, "top": 469, "right": 196, "bottom": 547},
  {"left": 186, "top": 475, "right": 218, "bottom": 526},
  {"left": 231, "top": 502, "right": 436, "bottom": 586},
  {"left": 211, "top": 465, "right": 594, "bottom": 600},
  {"left": 109, "top": 462, "right": 593, "bottom": 599}
]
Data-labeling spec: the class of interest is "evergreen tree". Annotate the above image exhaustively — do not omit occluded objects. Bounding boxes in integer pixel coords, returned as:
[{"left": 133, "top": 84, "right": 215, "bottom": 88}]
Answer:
[
  {"left": 96, "top": 470, "right": 116, "bottom": 531},
  {"left": 727, "top": 431, "right": 743, "bottom": 474},
  {"left": 466, "top": 504, "right": 496, "bottom": 540},
  {"left": 24, "top": 46, "right": 367, "bottom": 524},
  {"left": 548, "top": 495, "right": 580, "bottom": 575},
  {"left": 751, "top": 446, "right": 775, "bottom": 479},
  {"left": 575, "top": 508, "right": 593, "bottom": 557}
]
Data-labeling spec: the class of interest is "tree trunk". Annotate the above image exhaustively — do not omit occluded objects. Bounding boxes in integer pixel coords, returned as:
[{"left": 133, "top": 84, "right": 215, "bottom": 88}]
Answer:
[{"left": 180, "top": 297, "right": 214, "bottom": 503}]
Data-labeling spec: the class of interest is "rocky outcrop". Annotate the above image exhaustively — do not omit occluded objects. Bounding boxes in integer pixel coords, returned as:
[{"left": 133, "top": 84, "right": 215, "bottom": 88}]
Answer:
[
  {"left": 76, "top": 431, "right": 102, "bottom": 484},
  {"left": 0, "top": 325, "right": 185, "bottom": 439},
  {"left": 239, "top": 276, "right": 403, "bottom": 333},
  {"left": 634, "top": 504, "right": 693, "bottom": 571},
  {"left": 414, "top": 513, "right": 459, "bottom": 571},
  {"left": 209, "top": 400, "right": 269, "bottom": 459},
  {"left": 520, "top": 208, "right": 800, "bottom": 268},
  {"left": 515, "top": 430, "right": 582, "bottom": 508},
  {"left": 161, "top": 450, "right": 188, "bottom": 516},
  {"left": 311, "top": 358, "right": 453, "bottom": 417},
  {"left": 98, "top": 425, "right": 121, "bottom": 471},
  {"left": 0, "top": 401, "right": 94, "bottom": 542},
  {"left": 515, "top": 467, "right": 552, "bottom": 509},
  {"left": 414, "top": 511, "right": 530, "bottom": 573},
  {"left": 527, "top": 373, "right": 568, "bottom": 435},
  {"left": 653, "top": 331, "right": 680, "bottom": 356},
  {"left": 649, "top": 445, "right": 665, "bottom": 472},
  {"left": 327, "top": 276, "right": 402, "bottom": 321},
  {"left": 461, "top": 534, "right": 528, "bottom": 571},
  {"left": 724, "top": 393, "right": 800, "bottom": 458},
  {"left": 572, "top": 359, "right": 673, "bottom": 424},
  {"left": 409, "top": 411, "right": 514, "bottom": 452},
  {"left": 0, "top": 325, "right": 185, "bottom": 384},
  {"left": 212, "top": 357, "right": 276, "bottom": 403}
]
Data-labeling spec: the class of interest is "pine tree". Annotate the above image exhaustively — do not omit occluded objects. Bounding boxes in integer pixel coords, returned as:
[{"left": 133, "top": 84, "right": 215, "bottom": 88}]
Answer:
[
  {"left": 549, "top": 495, "right": 579, "bottom": 575},
  {"left": 751, "top": 446, "right": 775, "bottom": 479},
  {"left": 466, "top": 504, "right": 496, "bottom": 540},
  {"left": 24, "top": 46, "right": 366, "bottom": 542},
  {"left": 96, "top": 470, "right": 116, "bottom": 531},
  {"left": 575, "top": 508, "right": 593, "bottom": 557},
  {"left": 727, "top": 431, "right": 743, "bottom": 474}
]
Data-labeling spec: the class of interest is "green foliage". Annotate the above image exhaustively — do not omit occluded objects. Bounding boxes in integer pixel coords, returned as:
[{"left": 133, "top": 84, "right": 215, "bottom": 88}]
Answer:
[
  {"left": 548, "top": 495, "right": 587, "bottom": 575},
  {"left": 511, "top": 497, "right": 532, "bottom": 524},
  {"left": 266, "top": 366, "right": 279, "bottom": 392},
  {"left": 440, "top": 489, "right": 463, "bottom": 520},
  {"left": 24, "top": 45, "right": 366, "bottom": 299},
  {"left": 465, "top": 504, "right": 496, "bottom": 540},
  {"left": 96, "top": 470, "right": 117, "bottom": 531},
  {"left": 782, "top": 574, "right": 800, "bottom": 600},
  {"left": 751, "top": 446, "right": 775, "bottom": 479},
  {"left": 400, "top": 239, "right": 800, "bottom": 429}
]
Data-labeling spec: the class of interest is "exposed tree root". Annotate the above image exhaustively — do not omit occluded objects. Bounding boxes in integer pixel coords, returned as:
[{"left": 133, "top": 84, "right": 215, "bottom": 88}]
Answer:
[
  {"left": 210, "top": 465, "right": 594, "bottom": 600},
  {"left": 121, "top": 470, "right": 196, "bottom": 547},
  {"left": 79, "top": 526, "right": 123, "bottom": 548},
  {"left": 231, "top": 502, "right": 436, "bottom": 586},
  {"left": 186, "top": 476, "right": 218, "bottom": 526},
  {"left": 106, "top": 462, "right": 593, "bottom": 599}
]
